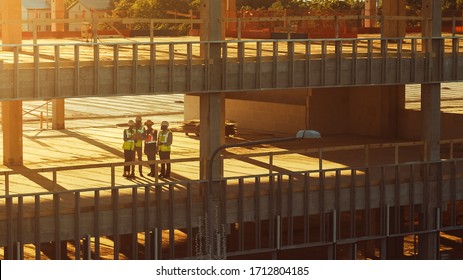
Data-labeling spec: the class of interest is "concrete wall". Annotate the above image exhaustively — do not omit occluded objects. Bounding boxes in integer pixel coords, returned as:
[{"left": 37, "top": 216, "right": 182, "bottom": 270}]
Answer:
[
  {"left": 185, "top": 85, "right": 403, "bottom": 137},
  {"left": 399, "top": 109, "right": 463, "bottom": 140},
  {"left": 347, "top": 86, "right": 382, "bottom": 136},
  {"left": 1, "top": 0, "right": 23, "bottom": 46},
  {"left": 226, "top": 99, "right": 307, "bottom": 134},
  {"left": 186, "top": 87, "right": 463, "bottom": 141},
  {"left": 347, "top": 85, "right": 404, "bottom": 138},
  {"left": 308, "top": 88, "right": 349, "bottom": 135},
  {"left": 185, "top": 92, "right": 308, "bottom": 135},
  {"left": 309, "top": 85, "right": 402, "bottom": 138}
]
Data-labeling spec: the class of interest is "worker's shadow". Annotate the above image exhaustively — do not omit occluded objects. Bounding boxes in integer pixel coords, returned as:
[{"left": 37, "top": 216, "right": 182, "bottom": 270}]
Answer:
[
  {"left": 22, "top": 129, "right": 125, "bottom": 158},
  {"left": 6, "top": 165, "right": 68, "bottom": 193},
  {"left": 17, "top": 49, "right": 74, "bottom": 63},
  {"left": 9, "top": 129, "right": 125, "bottom": 193},
  {"left": 59, "top": 130, "right": 125, "bottom": 158}
]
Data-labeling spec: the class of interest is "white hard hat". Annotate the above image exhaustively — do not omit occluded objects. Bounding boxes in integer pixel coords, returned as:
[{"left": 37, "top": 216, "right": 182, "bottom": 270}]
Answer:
[{"left": 161, "top": 121, "right": 169, "bottom": 127}]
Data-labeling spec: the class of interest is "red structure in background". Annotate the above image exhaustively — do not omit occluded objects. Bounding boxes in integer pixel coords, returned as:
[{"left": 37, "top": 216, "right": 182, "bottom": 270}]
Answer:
[
  {"left": 222, "top": 8, "right": 463, "bottom": 39},
  {"left": 225, "top": 9, "right": 361, "bottom": 39}
]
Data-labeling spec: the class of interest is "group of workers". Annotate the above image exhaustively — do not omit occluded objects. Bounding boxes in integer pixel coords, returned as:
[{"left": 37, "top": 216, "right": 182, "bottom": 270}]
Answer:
[{"left": 122, "top": 116, "right": 173, "bottom": 178}]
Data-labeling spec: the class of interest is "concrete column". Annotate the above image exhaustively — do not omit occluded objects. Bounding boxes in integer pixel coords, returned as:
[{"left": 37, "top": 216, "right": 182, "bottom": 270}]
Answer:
[
  {"left": 2, "top": 100, "right": 23, "bottom": 166},
  {"left": 200, "top": 93, "right": 225, "bottom": 180},
  {"left": 421, "top": 85, "right": 441, "bottom": 161},
  {"left": 1, "top": 0, "right": 23, "bottom": 49},
  {"left": 51, "top": 0, "right": 66, "bottom": 32},
  {"left": 378, "top": 0, "right": 406, "bottom": 139},
  {"left": 52, "top": 99, "right": 65, "bottom": 130},
  {"left": 419, "top": 0, "right": 442, "bottom": 260},
  {"left": 199, "top": 0, "right": 225, "bottom": 177},
  {"left": 364, "top": 0, "right": 377, "bottom": 28},
  {"left": 199, "top": 0, "right": 225, "bottom": 257},
  {"left": 226, "top": 0, "right": 237, "bottom": 32},
  {"left": 200, "top": 0, "right": 225, "bottom": 42},
  {"left": 382, "top": 0, "right": 406, "bottom": 38},
  {"left": 421, "top": 0, "right": 442, "bottom": 161},
  {"left": 379, "top": 85, "right": 404, "bottom": 138}
]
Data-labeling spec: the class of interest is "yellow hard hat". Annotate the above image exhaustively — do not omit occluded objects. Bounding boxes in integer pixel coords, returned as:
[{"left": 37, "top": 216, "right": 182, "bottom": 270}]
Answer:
[{"left": 161, "top": 121, "right": 169, "bottom": 127}]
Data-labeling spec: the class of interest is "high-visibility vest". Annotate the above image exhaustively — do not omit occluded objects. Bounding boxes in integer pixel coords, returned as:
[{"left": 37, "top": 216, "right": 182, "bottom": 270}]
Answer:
[
  {"left": 134, "top": 126, "right": 145, "bottom": 148},
  {"left": 122, "top": 128, "right": 135, "bottom": 151},
  {"left": 158, "top": 130, "right": 172, "bottom": 152},
  {"left": 145, "top": 128, "right": 157, "bottom": 144}
]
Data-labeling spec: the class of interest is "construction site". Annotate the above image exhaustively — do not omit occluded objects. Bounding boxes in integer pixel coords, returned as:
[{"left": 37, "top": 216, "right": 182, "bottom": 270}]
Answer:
[{"left": 0, "top": 0, "right": 463, "bottom": 260}]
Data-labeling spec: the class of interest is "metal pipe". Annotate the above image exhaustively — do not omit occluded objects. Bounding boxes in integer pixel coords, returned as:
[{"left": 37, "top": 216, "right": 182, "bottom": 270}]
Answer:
[
  {"left": 333, "top": 209, "right": 337, "bottom": 243},
  {"left": 84, "top": 234, "right": 91, "bottom": 260},
  {"left": 15, "top": 242, "right": 20, "bottom": 260},
  {"left": 154, "top": 227, "right": 159, "bottom": 260},
  {"left": 5, "top": 173, "right": 9, "bottom": 196},
  {"left": 276, "top": 215, "right": 281, "bottom": 250},
  {"left": 206, "top": 131, "right": 320, "bottom": 254}
]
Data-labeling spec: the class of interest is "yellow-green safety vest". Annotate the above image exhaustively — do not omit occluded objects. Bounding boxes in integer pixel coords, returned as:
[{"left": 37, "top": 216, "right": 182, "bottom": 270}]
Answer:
[
  {"left": 158, "top": 130, "right": 172, "bottom": 152},
  {"left": 134, "top": 126, "right": 145, "bottom": 148},
  {"left": 122, "top": 128, "right": 135, "bottom": 151}
]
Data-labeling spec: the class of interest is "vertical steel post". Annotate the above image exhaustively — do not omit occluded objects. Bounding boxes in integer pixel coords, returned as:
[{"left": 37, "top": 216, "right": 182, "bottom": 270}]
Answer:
[
  {"left": 83, "top": 234, "right": 91, "bottom": 260},
  {"left": 74, "top": 192, "right": 81, "bottom": 260},
  {"left": 288, "top": 175, "right": 294, "bottom": 245},
  {"left": 186, "top": 183, "right": 193, "bottom": 257},
  {"left": 168, "top": 185, "right": 175, "bottom": 259},
  {"left": 6, "top": 197, "right": 13, "bottom": 259},
  {"left": 238, "top": 178, "right": 244, "bottom": 251},
  {"left": 132, "top": 187, "right": 138, "bottom": 260},
  {"left": 256, "top": 41, "right": 262, "bottom": 88},
  {"left": 255, "top": 177, "right": 261, "bottom": 249},
  {"left": 113, "top": 45, "right": 119, "bottom": 95},
  {"left": 18, "top": 196, "right": 24, "bottom": 259},
  {"left": 332, "top": 209, "right": 337, "bottom": 260},
  {"left": 144, "top": 186, "right": 151, "bottom": 259},
  {"left": 154, "top": 227, "right": 159, "bottom": 260},
  {"left": 53, "top": 193, "right": 61, "bottom": 259},
  {"left": 34, "top": 195, "right": 41, "bottom": 260},
  {"left": 74, "top": 45, "right": 80, "bottom": 96},
  {"left": 5, "top": 173, "right": 9, "bottom": 196},
  {"left": 94, "top": 190, "right": 100, "bottom": 259},
  {"left": 112, "top": 188, "right": 119, "bottom": 260},
  {"left": 52, "top": 170, "right": 57, "bottom": 192}
]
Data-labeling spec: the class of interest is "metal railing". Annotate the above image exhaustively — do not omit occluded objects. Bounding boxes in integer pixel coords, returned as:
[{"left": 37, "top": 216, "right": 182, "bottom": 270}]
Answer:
[
  {"left": 1, "top": 157, "right": 462, "bottom": 260},
  {"left": 2, "top": 138, "right": 463, "bottom": 197},
  {"left": 1, "top": 15, "right": 463, "bottom": 41},
  {"left": 1, "top": 35, "right": 462, "bottom": 99},
  {"left": 22, "top": 100, "right": 51, "bottom": 129}
]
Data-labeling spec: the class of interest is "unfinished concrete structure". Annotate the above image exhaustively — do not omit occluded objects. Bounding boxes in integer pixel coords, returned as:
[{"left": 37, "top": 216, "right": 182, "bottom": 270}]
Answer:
[{"left": 0, "top": 0, "right": 462, "bottom": 260}]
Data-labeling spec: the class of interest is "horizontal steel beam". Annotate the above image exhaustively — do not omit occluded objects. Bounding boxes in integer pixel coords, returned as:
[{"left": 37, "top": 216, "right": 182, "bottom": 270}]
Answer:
[
  {"left": 0, "top": 160, "right": 462, "bottom": 250},
  {"left": 0, "top": 37, "right": 462, "bottom": 100}
]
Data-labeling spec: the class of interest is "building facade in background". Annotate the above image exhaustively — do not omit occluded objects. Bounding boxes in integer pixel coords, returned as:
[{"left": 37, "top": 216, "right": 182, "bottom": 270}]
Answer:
[{"left": 68, "top": 0, "right": 111, "bottom": 31}]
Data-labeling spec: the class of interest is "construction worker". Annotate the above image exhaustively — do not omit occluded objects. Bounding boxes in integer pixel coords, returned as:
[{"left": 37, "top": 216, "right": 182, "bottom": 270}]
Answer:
[
  {"left": 134, "top": 115, "right": 146, "bottom": 177},
  {"left": 143, "top": 120, "right": 158, "bottom": 177},
  {"left": 122, "top": 120, "right": 136, "bottom": 178},
  {"left": 158, "top": 120, "right": 173, "bottom": 178}
]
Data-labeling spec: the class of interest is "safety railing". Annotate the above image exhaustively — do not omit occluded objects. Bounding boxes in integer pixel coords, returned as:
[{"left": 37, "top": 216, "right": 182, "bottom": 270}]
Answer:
[
  {"left": 0, "top": 158, "right": 199, "bottom": 195},
  {"left": 222, "top": 159, "right": 463, "bottom": 259},
  {"left": 22, "top": 100, "right": 51, "bottom": 129},
  {"left": 1, "top": 15, "right": 463, "bottom": 42},
  {"left": 2, "top": 138, "right": 463, "bottom": 197},
  {"left": 1, "top": 157, "right": 462, "bottom": 260},
  {"left": 1, "top": 35, "right": 462, "bottom": 99}
]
